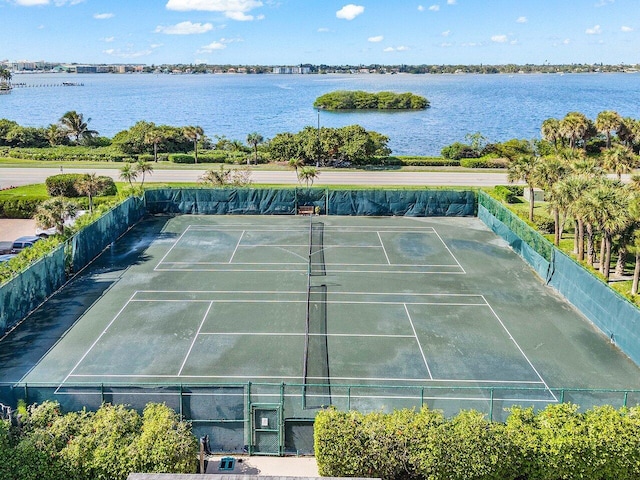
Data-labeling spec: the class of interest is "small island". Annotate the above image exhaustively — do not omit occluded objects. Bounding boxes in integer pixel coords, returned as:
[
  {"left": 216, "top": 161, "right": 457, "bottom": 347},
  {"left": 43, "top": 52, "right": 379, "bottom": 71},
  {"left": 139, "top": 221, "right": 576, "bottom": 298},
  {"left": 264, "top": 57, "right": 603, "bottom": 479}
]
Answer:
[{"left": 314, "top": 90, "right": 430, "bottom": 110}]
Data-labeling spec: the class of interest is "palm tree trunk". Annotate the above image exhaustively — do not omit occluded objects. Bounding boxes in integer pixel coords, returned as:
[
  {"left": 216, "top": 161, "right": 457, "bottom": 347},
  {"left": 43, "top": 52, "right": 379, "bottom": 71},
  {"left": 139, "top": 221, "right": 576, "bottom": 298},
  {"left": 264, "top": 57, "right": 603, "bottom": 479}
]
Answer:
[
  {"left": 573, "top": 219, "right": 579, "bottom": 255},
  {"left": 616, "top": 244, "right": 627, "bottom": 276},
  {"left": 554, "top": 208, "right": 560, "bottom": 246},
  {"left": 604, "top": 235, "right": 612, "bottom": 280},
  {"left": 194, "top": 140, "right": 198, "bottom": 164},
  {"left": 578, "top": 220, "right": 585, "bottom": 261},
  {"left": 586, "top": 224, "right": 594, "bottom": 266},
  {"left": 599, "top": 236, "right": 606, "bottom": 274},
  {"left": 528, "top": 186, "right": 534, "bottom": 222},
  {"left": 632, "top": 252, "right": 640, "bottom": 295},
  {"left": 153, "top": 143, "right": 158, "bottom": 162}
]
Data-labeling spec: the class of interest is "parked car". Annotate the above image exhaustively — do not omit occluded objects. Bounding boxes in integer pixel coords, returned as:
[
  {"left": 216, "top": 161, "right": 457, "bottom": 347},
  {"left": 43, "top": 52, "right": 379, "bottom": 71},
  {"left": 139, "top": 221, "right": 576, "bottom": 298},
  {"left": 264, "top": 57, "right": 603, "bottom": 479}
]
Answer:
[
  {"left": 0, "top": 253, "right": 17, "bottom": 263},
  {"left": 35, "top": 210, "right": 86, "bottom": 238},
  {"left": 10, "top": 236, "right": 42, "bottom": 254}
]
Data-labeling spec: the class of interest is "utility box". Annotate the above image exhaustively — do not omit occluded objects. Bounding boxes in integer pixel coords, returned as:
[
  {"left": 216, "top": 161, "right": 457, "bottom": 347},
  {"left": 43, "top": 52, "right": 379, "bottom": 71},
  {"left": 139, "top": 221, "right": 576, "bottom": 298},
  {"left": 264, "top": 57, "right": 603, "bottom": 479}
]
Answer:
[{"left": 524, "top": 188, "right": 545, "bottom": 202}]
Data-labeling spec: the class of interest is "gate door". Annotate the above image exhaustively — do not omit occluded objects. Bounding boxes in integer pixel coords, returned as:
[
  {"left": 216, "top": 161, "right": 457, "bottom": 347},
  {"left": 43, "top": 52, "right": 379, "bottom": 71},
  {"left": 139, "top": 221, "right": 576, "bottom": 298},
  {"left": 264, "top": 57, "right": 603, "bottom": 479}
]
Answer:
[{"left": 250, "top": 404, "right": 283, "bottom": 455}]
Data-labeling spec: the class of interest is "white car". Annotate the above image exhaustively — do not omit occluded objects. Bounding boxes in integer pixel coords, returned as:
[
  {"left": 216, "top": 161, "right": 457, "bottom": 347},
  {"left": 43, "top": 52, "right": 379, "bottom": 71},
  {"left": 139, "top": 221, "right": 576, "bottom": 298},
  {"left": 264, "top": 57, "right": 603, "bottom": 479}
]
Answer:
[{"left": 36, "top": 210, "right": 87, "bottom": 238}]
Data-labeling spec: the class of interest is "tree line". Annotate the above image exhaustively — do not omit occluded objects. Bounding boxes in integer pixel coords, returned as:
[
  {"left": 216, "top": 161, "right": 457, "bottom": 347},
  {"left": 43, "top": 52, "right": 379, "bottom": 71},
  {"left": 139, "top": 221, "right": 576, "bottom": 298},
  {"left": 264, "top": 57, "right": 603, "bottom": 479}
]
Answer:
[{"left": 314, "top": 90, "right": 429, "bottom": 110}]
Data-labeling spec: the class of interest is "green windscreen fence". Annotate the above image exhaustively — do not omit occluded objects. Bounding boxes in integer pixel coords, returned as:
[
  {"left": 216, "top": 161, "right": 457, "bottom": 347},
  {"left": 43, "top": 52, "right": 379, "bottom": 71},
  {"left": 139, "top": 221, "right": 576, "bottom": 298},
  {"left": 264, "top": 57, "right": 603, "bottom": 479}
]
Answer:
[
  {"left": 0, "top": 244, "right": 66, "bottom": 333},
  {"left": 145, "top": 188, "right": 475, "bottom": 217},
  {"left": 71, "top": 196, "right": 145, "bottom": 272},
  {"left": 479, "top": 191, "right": 640, "bottom": 367}
]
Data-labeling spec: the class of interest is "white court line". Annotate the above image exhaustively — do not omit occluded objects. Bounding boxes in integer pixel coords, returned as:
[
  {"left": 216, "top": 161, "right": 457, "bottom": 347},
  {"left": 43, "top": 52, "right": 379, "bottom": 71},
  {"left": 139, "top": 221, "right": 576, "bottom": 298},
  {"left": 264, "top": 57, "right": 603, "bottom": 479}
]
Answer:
[
  {"left": 228, "top": 230, "right": 245, "bottom": 263},
  {"left": 481, "top": 295, "right": 558, "bottom": 402},
  {"left": 178, "top": 301, "right": 214, "bottom": 376},
  {"left": 154, "top": 267, "right": 464, "bottom": 274},
  {"left": 129, "top": 299, "right": 487, "bottom": 307},
  {"left": 196, "top": 332, "right": 415, "bottom": 338},
  {"left": 154, "top": 225, "right": 192, "bottom": 271},
  {"left": 432, "top": 229, "right": 466, "bottom": 274},
  {"left": 377, "top": 232, "right": 391, "bottom": 265},
  {"left": 404, "top": 303, "right": 433, "bottom": 380},
  {"left": 57, "top": 292, "right": 138, "bottom": 391}
]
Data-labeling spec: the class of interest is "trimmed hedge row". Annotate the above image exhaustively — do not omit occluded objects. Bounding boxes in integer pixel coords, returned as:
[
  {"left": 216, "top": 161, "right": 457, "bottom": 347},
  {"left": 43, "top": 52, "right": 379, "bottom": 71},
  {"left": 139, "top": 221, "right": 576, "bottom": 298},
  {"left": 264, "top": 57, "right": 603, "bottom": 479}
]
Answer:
[
  {"left": 169, "top": 151, "right": 269, "bottom": 164},
  {"left": 0, "top": 195, "right": 48, "bottom": 218},
  {"left": 315, "top": 404, "right": 640, "bottom": 480},
  {"left": 45, "top": 174, "right": 117, "bottom": 197},
  {"left": 460, "top": 157, "right": 508, "bottom": 168}
]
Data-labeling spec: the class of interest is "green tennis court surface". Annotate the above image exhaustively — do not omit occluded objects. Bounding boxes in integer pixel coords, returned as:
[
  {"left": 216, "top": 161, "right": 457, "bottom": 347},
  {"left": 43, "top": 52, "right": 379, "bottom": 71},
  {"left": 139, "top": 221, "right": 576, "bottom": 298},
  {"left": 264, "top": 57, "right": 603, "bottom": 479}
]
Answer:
[{"left": 5, "top": 215, "right": 640, "bottom": 415}]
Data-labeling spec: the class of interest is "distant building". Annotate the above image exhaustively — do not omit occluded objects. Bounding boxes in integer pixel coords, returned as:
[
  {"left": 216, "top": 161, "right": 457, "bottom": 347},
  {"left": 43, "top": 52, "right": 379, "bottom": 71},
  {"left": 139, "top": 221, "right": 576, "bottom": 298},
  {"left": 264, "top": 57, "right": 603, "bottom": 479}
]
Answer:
[{"left": 272, "top": 66, "right": 311, "bottom": 74}]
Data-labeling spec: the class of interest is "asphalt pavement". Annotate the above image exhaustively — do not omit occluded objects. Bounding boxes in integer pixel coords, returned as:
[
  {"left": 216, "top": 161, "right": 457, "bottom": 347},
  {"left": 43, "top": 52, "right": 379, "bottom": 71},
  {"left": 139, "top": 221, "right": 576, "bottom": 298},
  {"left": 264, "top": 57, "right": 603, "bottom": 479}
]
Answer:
[{"left": 0, "top": 166, "right": 511, "bottom": 189}]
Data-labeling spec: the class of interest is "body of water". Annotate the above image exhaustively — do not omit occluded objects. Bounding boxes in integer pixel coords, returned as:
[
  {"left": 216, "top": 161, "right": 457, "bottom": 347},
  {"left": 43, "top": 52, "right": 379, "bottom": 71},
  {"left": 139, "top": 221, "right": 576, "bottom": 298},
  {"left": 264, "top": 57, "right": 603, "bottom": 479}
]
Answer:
[{"left": 1, "top": 72, "right": 639, "bottom": 156}]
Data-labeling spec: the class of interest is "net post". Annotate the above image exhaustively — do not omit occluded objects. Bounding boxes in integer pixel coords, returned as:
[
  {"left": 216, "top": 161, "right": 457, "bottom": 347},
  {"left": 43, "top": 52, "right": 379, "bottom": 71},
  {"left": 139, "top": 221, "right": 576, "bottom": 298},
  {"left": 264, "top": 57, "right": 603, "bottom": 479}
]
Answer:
[
  {"left": 560, "top": 389, "right": 565, "bottom": 403},
  {"left": 624, "top": 391, "right": 629, "bottom": 407},
  {"left": 489, "top": 388, "right": 494, "bottom": 421},
  {"left": 100, "top": 383, "right": 104, "bottom": 404},
  {"left": 179, "top": 384, "right": 184, "bottom": 418}
]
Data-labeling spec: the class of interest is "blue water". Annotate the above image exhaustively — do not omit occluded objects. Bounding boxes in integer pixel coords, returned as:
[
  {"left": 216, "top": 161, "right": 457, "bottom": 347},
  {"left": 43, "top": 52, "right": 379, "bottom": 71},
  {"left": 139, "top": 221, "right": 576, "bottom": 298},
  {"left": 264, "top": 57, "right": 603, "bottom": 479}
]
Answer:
[{"left": 1, "top": 72, "right": 639, "bottom": 156}]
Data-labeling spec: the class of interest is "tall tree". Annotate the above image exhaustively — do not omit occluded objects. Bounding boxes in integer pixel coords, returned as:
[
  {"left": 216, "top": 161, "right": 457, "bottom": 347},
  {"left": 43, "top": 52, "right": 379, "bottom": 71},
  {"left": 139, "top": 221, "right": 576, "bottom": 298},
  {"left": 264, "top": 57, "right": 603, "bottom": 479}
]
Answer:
[
  {"left": 120, "top": 163, "right": 139, "bottom": 188},
  {"left": 144, "top": 129, "right": 165, "bottom": 162},
  {"left": 59, "top": 111, "right": 98, "bottom": 144},
  {"left": 76, "top": 173, "right": 108, "bottom": 214},
  {"left": 246, "top": 132, "right": 264, "bottom": 165},
  {"left": 534, "top": 156, "right": 568, "bottom": 245},
  {"left": 507, "top": 154, "right": 540, "bottom": 222},
  {"left": 601, "top": 145, "right": 637, "bottom": 180},
  {"left": 34, "top": 197, "right": 79, "bottom": 235},
  {"left": 595, "top": 110, "right": 622, "bottom": 149},
  {"left": 288, "top": 157, "right": 305, "bottom": 176},
  {"left": 560, "top": 112, "right": 591, "bottom": 150},
  {"left": 541, "top": 118, "right": 562, "bottom": 150},
  {"left": 298, "top": 166, "right": 319, "bottom": 187},
  {"left": 134, "top": 160, "right": 154, "bottom": 186},
  {"left": 183, "top": 126, "right": 204, "bottom": 164}
]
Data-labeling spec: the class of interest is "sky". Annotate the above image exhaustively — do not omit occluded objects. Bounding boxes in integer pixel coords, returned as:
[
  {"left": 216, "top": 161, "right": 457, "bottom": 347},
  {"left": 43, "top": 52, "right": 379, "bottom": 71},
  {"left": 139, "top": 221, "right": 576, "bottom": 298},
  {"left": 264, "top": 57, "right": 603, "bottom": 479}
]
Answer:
[{"left": 1, "top": 0, "right": 638, "bottom": 65}]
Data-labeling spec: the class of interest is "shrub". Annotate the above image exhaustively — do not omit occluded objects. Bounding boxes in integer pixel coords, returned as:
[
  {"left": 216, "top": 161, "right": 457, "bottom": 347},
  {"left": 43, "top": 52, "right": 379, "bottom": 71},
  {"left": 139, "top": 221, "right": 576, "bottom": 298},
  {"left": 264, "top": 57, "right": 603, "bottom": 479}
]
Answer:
[
  {"left": 0, "top": 195, "right": 48, "bottom": 218},
  {"left": 398, "top": 156, "right": 461, "bottom": 167},
  {"left": 494, "top": 185, "right": 517, "bottom": 203},
  {"left": 460, "top": 157, "right": 507, "bottom": 168},
  {"left": 45, "top": 174, "right": 117, "bottom": 197},
  {"left": 169, "top": 154, "right": 195, "bottom": 164},
  {"left": 441, "top": 142, "right": 479, "bottom": 160}
]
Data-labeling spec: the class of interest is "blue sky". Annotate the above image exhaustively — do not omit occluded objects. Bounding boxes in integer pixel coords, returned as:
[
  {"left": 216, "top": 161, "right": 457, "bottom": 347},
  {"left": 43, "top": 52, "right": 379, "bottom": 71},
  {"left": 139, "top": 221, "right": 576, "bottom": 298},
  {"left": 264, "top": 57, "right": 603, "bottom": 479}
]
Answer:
[{"left": 1, "top": 0, "right": 638, "bottom": 65}]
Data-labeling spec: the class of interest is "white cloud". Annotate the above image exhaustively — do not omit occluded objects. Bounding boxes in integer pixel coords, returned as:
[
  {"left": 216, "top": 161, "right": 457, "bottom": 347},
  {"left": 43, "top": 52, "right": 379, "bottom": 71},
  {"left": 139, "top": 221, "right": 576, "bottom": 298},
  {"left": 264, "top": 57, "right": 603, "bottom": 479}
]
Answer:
[
  {"left": 94, "top": 13, "right": 114, "bottom": 19},
  {"left": 155, "top": 21, "right": 214, "bottom": 34},
  {"left": 383, "top": 45, "right": 409, "bottom": 52},
  {"left": 595, "top": 0, "right": 614, "bottom": 6},
  {"left": 166, "top": 0, "right": 263, "bottom": 21},
  {"left": 53, "top": 0, "right": 84, "bottom": 5},
  {"left": 150, "top": 43, "right": 163, "bottom": 49},
  {"left": 491, "top": 34, "right": 508, "bottom": 43},
  {"left": 516, "top": 16, "right": 527, "bottom": 23},
  {"left": 368, "top": 35, "right": 384, "bottom": 42},
  {"left": 563, "top": 38, "right": 571, "bottom": 45},
  {"left": 104, "top": 48, "right": 153, "bottom": 58},
  {"left": 417, "top": 5, "right": 424, "bottom": 11},
  {"left": 318, "top": 27, "right": 329, "bottom": 32},
  {"left": 9, "top": 0, "right": 49, "bottom": 5},
  {"left": 586, "top": 24, "right": 602, "bottom": 34},
  {"left": 37, "top": 24, "right": 44, "bottom": 28},
  {"left": 198, "top": 38, "right": 237, "bottom": 52},
  {"left": 428, "top": 4, "right": 439, "bottom": 11},
  {"left": 447, "top": 0, "right": 456, "bottom": 4},
  {"left": 621, "top": 25, "right": 633, "bottom": 32},
  {"left": 440, "top": 42, "right": 452, "bottom": 47},
  {"left": 442, "top": 30, "right": 450, "bottom": 36},
  {"left": 336, "top": 4, "right": 364, "bottom": 20},
  {"left": 103, "top": 36, "right": 115, "bottom": 42}
]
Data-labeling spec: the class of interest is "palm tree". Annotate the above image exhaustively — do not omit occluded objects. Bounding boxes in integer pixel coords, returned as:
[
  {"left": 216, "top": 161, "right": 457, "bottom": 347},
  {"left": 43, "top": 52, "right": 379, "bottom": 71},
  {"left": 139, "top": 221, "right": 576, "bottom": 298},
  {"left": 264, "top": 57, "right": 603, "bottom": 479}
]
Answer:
[
  {"left": 541, "top": 118, "right": 561, "bottom": 150},
  {"left": 134, "top": 160, "right": 154, "bottom": 187},
  {"left": 199, "top": 166, "right": 231, "bottom": 186},
  {"left": 120, "top": 163, "right": 139, "bottom": 188},
  {"left": 507, "top": 154, "right": 540, "bottom": 222},
  {"left": 183, "top": 126, "right": 204, "bottom": 164},
  {"left": 76, "top": 173, "right": 108, "bottom": 214},
  {"left": 34, "top": 197, "right": 79, "bottom": 235},
  {"left": 629, "top": 198, "right": 640, "bottom": 294},
  {"left": 59, "top": 111, "right": 98, "bottom": 144},
  {"left": 595, "top": 110, "right": 622, "bottom": 149},
  {"left": 246, "top": 132, "right": 264, "bottom": 165},
  {"left": 534, "top": 156, "right": 568, "bottom": 245},
  {"left": 560, "top": 112, "right": 591, "bottom": 150},
  {"left": 144, "top": 129, "right": 164, "bottom": 162},
  {"left": 0, "top": 68, "right": 11, "bottom": 90},
  {"left": 288, "top": 157, "right": 305, "bottom": 176},
  {"left": 298, "top": 166, "right": 319, "bottom": 188},
  {"left": 45, "top": 124, "right": 66, "bottom": 146},
  {"left": 617, "top": 117, "right": 640, "bottom": 150},
  {"left": 601, "top": 145, "right": 637, "bottom": 180}
]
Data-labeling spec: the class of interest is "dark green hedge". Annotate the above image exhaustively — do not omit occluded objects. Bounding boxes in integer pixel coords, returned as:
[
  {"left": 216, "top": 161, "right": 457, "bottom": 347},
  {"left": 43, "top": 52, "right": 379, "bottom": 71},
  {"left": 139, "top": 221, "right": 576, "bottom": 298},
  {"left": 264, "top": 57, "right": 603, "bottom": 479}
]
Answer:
[
  {"left": 460, "top": 157, "right": 508, "bottom": 168},
  {"left": 0, "top": 195, "right": 48, "bottom": 218},
  {"left": 315, "top": 404, "right": 640, "bottom": 480},
  {"left": 45, "top": 174, "right": 117, "bottom": 197}
]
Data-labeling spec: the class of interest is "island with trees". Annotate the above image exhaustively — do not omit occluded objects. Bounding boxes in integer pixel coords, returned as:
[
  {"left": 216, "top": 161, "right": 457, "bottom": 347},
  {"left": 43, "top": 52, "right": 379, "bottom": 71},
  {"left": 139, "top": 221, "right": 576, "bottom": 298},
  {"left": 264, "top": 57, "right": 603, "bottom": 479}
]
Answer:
[{"left": 314, "top": 90, "right": 429, "bottom": 110}]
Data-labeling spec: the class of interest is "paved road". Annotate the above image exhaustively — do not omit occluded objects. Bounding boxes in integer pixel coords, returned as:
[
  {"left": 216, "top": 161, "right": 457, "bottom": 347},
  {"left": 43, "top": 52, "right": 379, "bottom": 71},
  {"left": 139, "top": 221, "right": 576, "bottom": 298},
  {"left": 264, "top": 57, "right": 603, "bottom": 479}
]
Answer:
[{"left": 0, "top": 166, "right": 510, "bottom": 189}]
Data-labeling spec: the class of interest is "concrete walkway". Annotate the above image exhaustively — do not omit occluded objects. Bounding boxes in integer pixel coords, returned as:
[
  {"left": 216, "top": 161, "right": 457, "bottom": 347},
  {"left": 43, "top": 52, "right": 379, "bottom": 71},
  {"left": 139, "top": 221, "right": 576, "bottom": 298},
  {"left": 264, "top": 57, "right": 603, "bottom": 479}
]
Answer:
[{"left": 205, "top": 456, "right": 318, "bottom": 477}]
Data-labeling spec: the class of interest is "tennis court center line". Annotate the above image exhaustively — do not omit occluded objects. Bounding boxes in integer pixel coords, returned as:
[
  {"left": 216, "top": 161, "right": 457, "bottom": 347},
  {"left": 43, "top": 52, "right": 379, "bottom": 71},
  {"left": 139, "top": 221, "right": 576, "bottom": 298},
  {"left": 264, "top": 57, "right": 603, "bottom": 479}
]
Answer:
[
  {"left": 178, "top": 301, "right": 214, "bottom": 376},
  {"left": 481, "top": 295, "right": 558, "bottom": 402},
  {"left": 57, "top": 292, "right": 139, "bottom": 392},
  {"left": 377, "top": 232, "right": 392, "bottom": 265},
  {"left": 228, "top": 230, "right": 245, "bottom": 263},
  {"left": 404, "top": 303, "right": 434, "bottom": 380},
  {"left": 154, "top": 224, "right": 193, "bottom": 271},
  {"left": 432, "top": 229, "right": 466, "bottom": 274}
]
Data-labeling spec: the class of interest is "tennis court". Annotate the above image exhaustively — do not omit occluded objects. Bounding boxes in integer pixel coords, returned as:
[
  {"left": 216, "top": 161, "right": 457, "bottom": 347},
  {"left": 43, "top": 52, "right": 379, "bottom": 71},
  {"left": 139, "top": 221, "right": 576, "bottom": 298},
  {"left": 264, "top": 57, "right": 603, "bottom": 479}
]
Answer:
[{"left": 14, "top": 214, "right": 638, "bottom": 394}]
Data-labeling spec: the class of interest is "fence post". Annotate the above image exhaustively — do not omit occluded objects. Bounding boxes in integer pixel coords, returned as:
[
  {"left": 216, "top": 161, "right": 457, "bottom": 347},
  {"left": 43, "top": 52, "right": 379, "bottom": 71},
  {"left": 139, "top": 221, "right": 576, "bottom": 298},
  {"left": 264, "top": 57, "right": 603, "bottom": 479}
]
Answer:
[
  {"left": 489, "top": 388, "right": 494, "bottom": 421},
  {"left": 347, "top": 386, "right": 351, "bottom": 411},
  {"left": 560, "top": 389, "right": 565, "bottom": 403},
  {"left": 421, "top": 387, "right": 424, "bottom": 407},
  {"left": 100, "top": 383, "right": 104, "bottom": 404},
  {"left": 179, "top": 384, "right": 183, "bottom": 418},
  {"left": 624, "top": 391, "right": 629, "bottom": 408}
]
